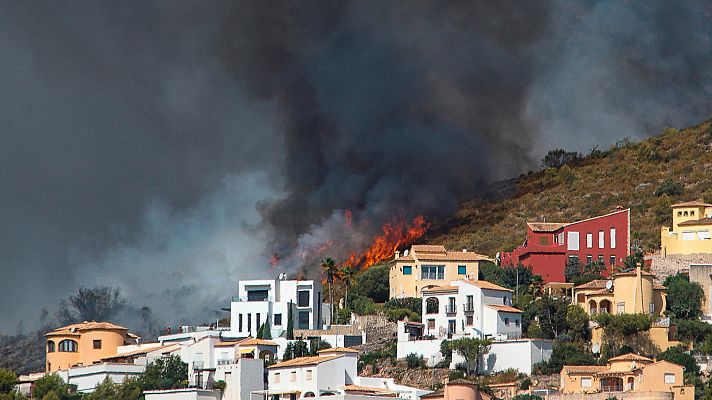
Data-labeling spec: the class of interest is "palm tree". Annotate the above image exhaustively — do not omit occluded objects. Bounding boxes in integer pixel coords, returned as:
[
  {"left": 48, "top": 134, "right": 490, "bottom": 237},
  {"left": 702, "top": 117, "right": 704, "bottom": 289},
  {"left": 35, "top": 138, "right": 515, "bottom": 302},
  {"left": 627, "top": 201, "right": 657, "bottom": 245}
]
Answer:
[
  {"left": 321, "top": 257, "right": 337, "bottom": 324},
  {"left": 340, "top": 265, "right": 358, "bottom": 309}
]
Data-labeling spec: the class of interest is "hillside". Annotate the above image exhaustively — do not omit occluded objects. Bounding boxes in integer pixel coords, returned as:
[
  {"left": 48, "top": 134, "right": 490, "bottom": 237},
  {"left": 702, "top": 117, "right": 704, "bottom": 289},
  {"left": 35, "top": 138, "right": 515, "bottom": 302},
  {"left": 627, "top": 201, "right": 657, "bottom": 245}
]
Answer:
[{"left": 429, "top": 119, "right": 712, "bottom": 257}]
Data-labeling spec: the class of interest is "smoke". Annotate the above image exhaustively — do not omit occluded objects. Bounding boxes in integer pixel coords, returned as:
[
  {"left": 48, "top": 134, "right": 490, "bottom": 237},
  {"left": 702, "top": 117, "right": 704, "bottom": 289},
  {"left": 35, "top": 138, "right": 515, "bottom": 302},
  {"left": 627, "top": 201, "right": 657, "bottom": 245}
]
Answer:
[{"left": 0, "top": 0, "right": 711, "bottom": 332}]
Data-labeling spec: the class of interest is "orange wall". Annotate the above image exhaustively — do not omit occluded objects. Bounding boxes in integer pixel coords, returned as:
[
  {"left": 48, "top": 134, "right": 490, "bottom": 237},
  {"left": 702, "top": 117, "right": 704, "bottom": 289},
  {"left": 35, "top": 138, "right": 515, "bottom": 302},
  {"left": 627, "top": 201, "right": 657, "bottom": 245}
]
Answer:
[{"left": 46, "top": 330, "right": 127, "bottom": 372}]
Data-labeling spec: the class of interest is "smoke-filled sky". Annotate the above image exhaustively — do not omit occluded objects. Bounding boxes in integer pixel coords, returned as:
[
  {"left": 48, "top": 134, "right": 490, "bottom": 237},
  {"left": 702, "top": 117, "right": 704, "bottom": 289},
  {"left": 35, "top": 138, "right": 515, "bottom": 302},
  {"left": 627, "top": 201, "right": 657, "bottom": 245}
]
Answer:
[{"left": 1, "top": 0, "right": 711, "bottom": 333}]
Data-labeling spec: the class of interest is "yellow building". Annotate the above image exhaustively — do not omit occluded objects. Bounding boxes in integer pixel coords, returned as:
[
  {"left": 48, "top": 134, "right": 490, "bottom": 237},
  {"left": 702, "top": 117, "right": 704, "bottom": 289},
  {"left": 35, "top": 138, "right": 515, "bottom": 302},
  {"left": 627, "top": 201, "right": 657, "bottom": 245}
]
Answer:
[
  {"left": 661, "top": 201, "right": 712, "bottom": 256},
  {"left": 45, "top": 321, "right": 139, "bottom": 372},
  {"left": 389, "top": 245, "right": 492, "bottom": 299},
  {"left": 560, "top": 353, "right": 693, "bottom": 400}
]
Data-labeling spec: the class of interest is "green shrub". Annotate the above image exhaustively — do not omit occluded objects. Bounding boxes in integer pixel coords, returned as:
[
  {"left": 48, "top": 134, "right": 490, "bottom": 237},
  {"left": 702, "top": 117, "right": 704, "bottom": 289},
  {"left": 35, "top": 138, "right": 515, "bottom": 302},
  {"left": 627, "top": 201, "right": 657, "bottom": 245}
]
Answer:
[
  {"left": 405, "top": 353, "right": 426, "bottom": 369},
  {"left": 385, "top": 308, "right": 420, "bottom": 322},
  {"left": 654, "top": 179, "right": 684, "bottom": 197}
]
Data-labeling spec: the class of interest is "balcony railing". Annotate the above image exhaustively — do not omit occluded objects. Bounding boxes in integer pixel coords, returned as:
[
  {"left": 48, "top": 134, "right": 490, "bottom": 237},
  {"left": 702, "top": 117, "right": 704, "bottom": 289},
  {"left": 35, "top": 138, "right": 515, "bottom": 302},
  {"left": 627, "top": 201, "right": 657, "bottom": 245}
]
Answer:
[
  {"left": 445, "top": 305, "right": 457, "bottom": 314},
  {"left": 231, "top": 296, "right": 275, "bottom": 302},
  {"left": 217, "top": 359, "right": 236, "bottom": 365},
  {"left": 192, "top": 361, "right": 205, "bottom": 370},
  {"left": 462, "top": 303, "right": 474, "bottom": 312}
]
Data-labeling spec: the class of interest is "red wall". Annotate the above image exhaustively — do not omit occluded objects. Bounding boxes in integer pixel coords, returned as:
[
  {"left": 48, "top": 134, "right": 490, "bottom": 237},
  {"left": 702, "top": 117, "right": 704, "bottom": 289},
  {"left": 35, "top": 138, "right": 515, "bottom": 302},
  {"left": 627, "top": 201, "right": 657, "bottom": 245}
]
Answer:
[{"left": 502, "top": 209, "right": 630, "bottom": 282}]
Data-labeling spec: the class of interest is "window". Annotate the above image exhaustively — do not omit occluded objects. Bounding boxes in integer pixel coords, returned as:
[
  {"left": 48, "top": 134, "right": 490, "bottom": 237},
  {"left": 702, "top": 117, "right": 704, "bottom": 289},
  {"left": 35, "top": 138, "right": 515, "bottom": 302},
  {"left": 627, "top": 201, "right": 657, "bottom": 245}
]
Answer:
[
  {"left": 297, "top": 290, "right": 310, "bottom": 307},
  {"left": 610, "top": 228, "right": 616, "bottom": 248},
  {"left": 447, "top": 297, "right": 456, "bottom": 313},
  {"left": 298, "top": 311, "right": 310, "bottom": 329},
  {"left": 422, "top": 265, "right": 445, "bottom": 280},
  {"left": 610, "top": 255, "right": 616, "bottom": 266},
  {"left": 502, "top": 296, "right": 508, "bottom": 305},
  {"left": 678, "top": 211, "right": 683, "bottom": 217},
  {"left": 649, "top": 303, "right": 655, "bottom": 315},
  {"left": 504, "top": 317, "right": 510, "bottom": 326},
  {"left": 586, "top": 233, "right": 593, "bottom": 248},
  {"left": 617, "top": 302, "right": 625, "bottom": 313},
  {"left": 581, "top": 377, "right": 592, "bottom": 388},
  {"left": 567, "top": 231, "right": 580, "bottom": 250},
  {"left": 699, "top": 231, "right": 711, "bottom": 240},
  {"left": 58, "top": 339, "right": 78, "bottom": 352},
  {"left": 586, "top": 255, "right": 592, "bottom": 265},
  {"left": 598, "top": 231, "right": 605, "bottom": 248},
  {"left": 274, "top": 313, "right": 283, "bottom": 326},
  {"left": 239, "top": 314, "right": 243, "bottom": 332},
  {"left": 426, "top": 297, "right": 439, "bottom": 314},
  {"left": 306, "top": 370, "right": 313, "bottom": 381},
  {"left": 692, "top": 211, "right": 696, "bottom": 216},
  {"left": 291, "top": 371, "right": 297, "bottom": 382},
  {"left": 515, "top": 319, "right": 520, "bottom": 327},
  {"left": 598, "top": 255, "right": 604, "bottom": 264},
  {"left": 682, "top": 231, "right": 695, "bottom": 241},
  {"left": 47, "top": 341, "right": 55, "bottom": 353},
  {"left": 274, "top": 373, "right": 280, "bottom": 383},
  {"left": 403, "top": 265, "right": 412, "bottom": 275},
  {"left": 248, "top": 313, "right": 252, "bottom": 332},
  {"left": 447, "top": 320, "right": 456, "bottom": 335},
  {"left": 458, "top": 265, "right": 467, "bottom": 275},
  {"left": 247, "top": 289, "right": 269, "bottom": 302},
  {"left": 557, "top": 232, "right": 564, "bottom": 244},
  {"left": 664, "top": 373, "right": 676, "bottom": 384},
  {"left": 568, "top": 255, "right": 579, "bottom": 266},
  {"left": 256, "top": 313, "right": 261, "bottom": 331},
  {"left": 466, "top": 316, "right": 473, "bottom": 326},
  {"left": 93, "top": 340, "right": 102, "bottom": 349},
  {"left": 427, "top": 319, "right": 435, "bottom": 329},
  {"left": 684, "top": 211, "right": 689, "bottom": 216}
]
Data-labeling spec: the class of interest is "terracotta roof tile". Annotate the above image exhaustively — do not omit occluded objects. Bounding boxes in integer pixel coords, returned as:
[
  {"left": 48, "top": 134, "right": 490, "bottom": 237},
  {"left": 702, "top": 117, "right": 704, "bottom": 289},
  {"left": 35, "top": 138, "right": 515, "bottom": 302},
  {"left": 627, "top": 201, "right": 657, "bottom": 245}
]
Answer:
[
  {"left": 317, "top": 347, "right": 359, "bottom": 354},
  {"left": 416, "top": 252, "right": 492, "bottom": 262},
  {"left": 422, "top": 285, "right": 459, "bottom": 293},
  {"left": 215, "top": 339, "right": 248, "bottom": 347},
  {"left": 527, "top": 222, "right": 569, "bottom": 232},
  {"left": 574, "top": 280, "right": 608, "bottom": 290},
  {"left": 678, "top": 218, "right": 712, "bottom": 227},
  {"left": 240, "top": 338, "right": 278, "bottom": 346},
  {"left": 463, "top": 280, "right": 514, "bottom": 292},
  {"left": 395, "top": 255, "right": 415, "bottom": 262},
  {"left": 47, "top": 321, "right": 129, "bottom": 337},
  {"left": 562, "top": 365, "right": 607, "bottom": 374},
  {"left": 607, "top": 353, "right": 653, "bottom": 362},
  {"left": 268, "top": 355, "right": 342, "bottom": 369},
  {"left": 411, "top": 245, "right": 447, "bottom": 253},
  {"left": 485, "top": 304, "right": 523, "bottom": 313},
  {"left": 671, "top": 201, "right": 712, "bottom": 208}
]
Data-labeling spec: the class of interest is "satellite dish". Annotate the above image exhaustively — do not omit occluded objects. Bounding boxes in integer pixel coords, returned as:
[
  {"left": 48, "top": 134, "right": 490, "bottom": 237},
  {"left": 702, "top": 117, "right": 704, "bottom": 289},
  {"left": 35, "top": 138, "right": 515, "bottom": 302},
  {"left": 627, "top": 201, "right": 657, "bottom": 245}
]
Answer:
[
  {"left": 605, "top": 280, "right": 613, "bottom": 291},
  {"left": 427, "top": 351, "right": 444, "bottom": 368}
]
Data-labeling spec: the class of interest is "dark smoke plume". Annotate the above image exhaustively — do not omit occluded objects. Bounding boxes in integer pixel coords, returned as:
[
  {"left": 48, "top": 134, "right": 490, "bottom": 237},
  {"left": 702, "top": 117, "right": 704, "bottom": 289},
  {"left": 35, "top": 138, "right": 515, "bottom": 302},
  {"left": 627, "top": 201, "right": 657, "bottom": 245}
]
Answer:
[{"left": 0, "top": 0, "right": 711, "bottom": 332}]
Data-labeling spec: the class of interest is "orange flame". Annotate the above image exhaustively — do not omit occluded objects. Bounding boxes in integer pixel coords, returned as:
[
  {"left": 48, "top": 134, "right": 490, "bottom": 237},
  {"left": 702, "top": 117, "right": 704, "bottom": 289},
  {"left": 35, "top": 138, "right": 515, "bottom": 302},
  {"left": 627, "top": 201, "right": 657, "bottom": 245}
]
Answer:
[{"left": 344, "top": 215, "right": 429, "bottom": 270}]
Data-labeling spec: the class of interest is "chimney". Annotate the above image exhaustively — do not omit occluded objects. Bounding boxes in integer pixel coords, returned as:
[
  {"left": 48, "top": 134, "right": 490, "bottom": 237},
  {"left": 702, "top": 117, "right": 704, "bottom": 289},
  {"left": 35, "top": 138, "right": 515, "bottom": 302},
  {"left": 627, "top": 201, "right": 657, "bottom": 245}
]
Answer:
[
  {"left": 394, "top": 250, "right": 400, "bottom": 260},
  {"left": 616, "top": 205, "right": 624, "bottom": 211}
]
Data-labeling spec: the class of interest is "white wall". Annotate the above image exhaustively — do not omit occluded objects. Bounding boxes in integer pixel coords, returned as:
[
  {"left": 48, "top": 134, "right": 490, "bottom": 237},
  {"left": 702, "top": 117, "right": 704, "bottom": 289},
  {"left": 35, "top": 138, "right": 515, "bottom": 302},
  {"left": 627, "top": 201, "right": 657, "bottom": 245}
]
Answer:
[
  {"left": 397, "top": 338, "right": 444, "bottom": 359},
  {"left": 215, "top": 358, "right": 264, "bottom": 400},
  {"left": 64, "top": 364, "right": 145, "bottom": 393},
  {"left": 144, "top": 388, "right": 221, "bottom": 400}
]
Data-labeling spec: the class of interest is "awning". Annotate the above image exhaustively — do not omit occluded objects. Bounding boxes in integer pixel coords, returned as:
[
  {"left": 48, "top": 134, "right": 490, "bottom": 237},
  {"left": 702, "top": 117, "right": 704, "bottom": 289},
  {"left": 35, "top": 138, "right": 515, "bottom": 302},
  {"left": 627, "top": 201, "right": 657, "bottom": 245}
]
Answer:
[{"left": 239, "top": 348, "right": 255, "bottom": 354}]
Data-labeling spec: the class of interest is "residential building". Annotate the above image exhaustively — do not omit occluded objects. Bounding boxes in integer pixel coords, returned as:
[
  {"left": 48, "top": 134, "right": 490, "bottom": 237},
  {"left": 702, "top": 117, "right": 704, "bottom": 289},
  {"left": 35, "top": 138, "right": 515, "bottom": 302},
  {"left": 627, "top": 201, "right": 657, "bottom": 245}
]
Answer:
[
  {"left": 500, "top": 208, "right": 631, "bottom": 282},
  {"left": 61, "top": 363, "right": 146, "bottom": 393},
  {"left": 390, "top": 245, "right": 492, "bottom": 299},
  {"left": 158, "top": 325, "right": 226, "bottom": 345},
  {"left": 227, "top": 277, "right": 324, "bottom": 338},
  {"left": 264, "top": 348, "right": 428, "bottom": 400},
  {"left": 661, "top": 201, "right": 712, "bottom": 256},
  {"left": 144, "top": 388, "right": 221, "bottom": 400},
  {"left": 214, "top": 357, "right": 265, "bottom": 400},
  {"left": 559, "top": 353, "right": 693, "bottom": 400},
  {"left": 420, "top": 379, "right": 491, "bottom": 400},
  {"left": 419, "top": 280, "right": 522, "bottom": 340},
  {"left": 45, "top": 321, "right": 140, "bottom": 372}
]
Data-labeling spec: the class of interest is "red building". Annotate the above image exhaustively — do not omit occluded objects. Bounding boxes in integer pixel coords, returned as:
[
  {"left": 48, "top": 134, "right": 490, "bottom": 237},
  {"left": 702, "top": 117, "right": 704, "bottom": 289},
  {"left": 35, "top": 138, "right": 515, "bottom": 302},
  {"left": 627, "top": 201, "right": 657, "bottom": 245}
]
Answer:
[{"left": 500, "top": 208, "right": 630, "bottom": 282}]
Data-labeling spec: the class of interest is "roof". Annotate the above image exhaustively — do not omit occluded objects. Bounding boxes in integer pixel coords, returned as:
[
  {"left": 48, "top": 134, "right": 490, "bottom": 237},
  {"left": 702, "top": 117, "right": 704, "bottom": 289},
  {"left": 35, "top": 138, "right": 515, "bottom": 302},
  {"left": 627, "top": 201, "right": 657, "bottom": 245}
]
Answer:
[
  {"left": 215, "top": 339, "right": 247, "bottom": 347},
  {"left": 341, "top": 385, "right": 396, "bottom": 395},
  {"left": 527, "top": 222, "right": 569, "bottom": 232},
  {"left": 317, "top": 347, "right": 360, "bottom": 354},
  {"left": 447, "top": 379, "right": 477, "bottom": 386},
  {"left": 678, "top": 218, "right": 712, "bottom": 227},
  {"left": 464, "top": 280, "right": 514, "bottom": 292},
  {"left": 268, "top": 355, "right": 342, "bottom": 369},
  {"left": 422, "top": 285, "right": 459, "bottom": 294},
  {"left": 47, "top": 321, "right": 129, "bottom": 337},
  {"left": 610, "top": 269, "right": 656, "bottom": 277},
  {"left": 607, "top": 353, "right": 653, "bottom": 363},
  {"left": 411, "top": 245, "right": 447, "bottom": 253},
  {"left": 562, "top": 365, "right": 607, "bottom": 374},
  {"left": 671, "top": 201, "right": 712, "bottom": 208},
  {"left": 420, "top": 390, "right": 444, "bottom": 398},
  {"left": 573, "top": 280, "right": 608, "bottom": 290},
  {"left": 101, "top": 344, "right": 170, "bottom": 359},
  {"left": 395, "top": 254, "right": 415, "bottom": 262},
  {"left": 485, "top": 304, "right": 523, "bottom": 313},
  {"left": 416, "top": 252, "right": 492, "bottom": 262},
  {"left": 240, "top": 338, "right": 278, "bottom": 347}
]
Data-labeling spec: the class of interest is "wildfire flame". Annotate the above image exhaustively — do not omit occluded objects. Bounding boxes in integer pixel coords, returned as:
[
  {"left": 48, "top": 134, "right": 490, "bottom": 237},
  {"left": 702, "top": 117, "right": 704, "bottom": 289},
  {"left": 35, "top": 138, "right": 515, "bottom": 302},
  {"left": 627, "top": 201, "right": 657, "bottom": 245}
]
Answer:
[{"left": 343, "top": 215, "right": 429, "bottom": 270}]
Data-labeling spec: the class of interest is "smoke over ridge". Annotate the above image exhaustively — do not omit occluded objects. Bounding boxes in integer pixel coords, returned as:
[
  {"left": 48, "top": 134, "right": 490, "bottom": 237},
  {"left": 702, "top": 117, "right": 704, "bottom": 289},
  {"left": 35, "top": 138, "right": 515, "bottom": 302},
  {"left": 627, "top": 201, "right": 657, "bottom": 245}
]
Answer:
[{"left": 0, "top": 0, "right": 711, "bottom": 331}]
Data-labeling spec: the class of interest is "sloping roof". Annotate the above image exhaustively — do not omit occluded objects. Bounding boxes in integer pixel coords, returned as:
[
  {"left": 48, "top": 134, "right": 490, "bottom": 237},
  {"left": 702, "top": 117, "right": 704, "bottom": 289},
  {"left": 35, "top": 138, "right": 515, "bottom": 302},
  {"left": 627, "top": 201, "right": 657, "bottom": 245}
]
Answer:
[
  {"left": 422, "top": 285, "right": 459, "bottom": 294},
  {"left": 447, "top": 379, "right": 476, "bottom": 386},
  {"left": 215, "top": 339, "right": 247, "bottom": 347},
  {"left": 607, "top": 353, "right": 653, "bottom": 363},
  {"left": 562, "top": 365, "right": 607, "bottom": 374},
  {"left": 672, "top": 201, "right": 712, "bottom": 208},
  {"left": 418, "top": 252, "right": 492, "bottom": 262},
  {"left": 341, "top": 385, "right": 396, "bottom": 395},
  {"left": 240, "top": 338, "right": 278, "bottom": 347},
  {"left": 527, "top": 222, "right": 569, "bottom": 232},
  {"left": 268, "top": 355, "right": 342, "bottom": 369},
  {"left": 411, "top": 245, "right": 447, "bottom": 253},
  {"left": 395, "top": 254, "right": 415, "bottom": 262},
  {"left": 47, "top": 321, "right": 128, "bottom": 337},
  {"left": 317, "top": 347, "right": 360, "bottom": 354},
  {"left": 464, "top": 280, "right": 514, "bottom": 292},
  {"left": 485, "top": 304, "right": 523, "bottom": 313},
  {"left": 102, "top": 344, "right": 169, "bottom": 359},
  {"left": 610, "top": 269, "right": 656, "bottom": 277},
  {"left": 678, "top": 218, "right": 712, "bottom": 227},
  {"left": 574, "top": 280, "right": 608, "bottom": 290},
  {"left": 420, "top": 390, "right": 444, "bottom": 398}
]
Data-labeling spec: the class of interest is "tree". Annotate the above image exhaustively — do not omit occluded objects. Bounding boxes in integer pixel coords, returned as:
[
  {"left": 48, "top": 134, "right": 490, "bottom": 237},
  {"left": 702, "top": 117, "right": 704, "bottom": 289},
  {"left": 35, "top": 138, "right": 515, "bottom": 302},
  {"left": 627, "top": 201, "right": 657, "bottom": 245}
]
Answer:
[
  {"left": 84, "top": 377, "right": 118, "bottom": 400},
  {"left": 565, "top": 305, "right": 590, "bottom": 342},
  {"left": 32, "top": 374, "right": 70, "bottom": 400},
  {"left": 664, "top": 274, "right": 703, "bottom": 320},
  {"left": 56, "top": 286, "right": 126, "bottom": 325},
  {"left": 286, "top": 301, "right": 294, "bottom": 339},
  {"left": 141, "top": 355, "right": 188, "bottom": 391},
  {"left": 259, "top": 321, "right": 272, "bottom": 339},
  {"left": 541, "top": 149, "right": 581, "bottom": 169},
  {"left": 340, "top": 265, "right": 358, "bottom": 308},
  {"left": 309, "top": 339, "right": 331, "bottom": 355},
  {"left": 526, "top": 296, "right": 569, "bottom": 339},
  {"left": 534, "top": 342, "right": 596, "bottom": 375},
  {"left": 0, "top": 369, "right": 18, "bottom": 394},
  {"left": 350, "top": 264, "right": 389, "bottom": 303},
  {"left": 654, "top": 179, "right": 684, "bottom": 197},
  {"left": 321, "top": 257, "right": 338, "bottom": 323},
  {"left": 620, "top": 250, "right": 644, "bottom": 271},
  {"left": 448, "top": 337, "right": 492, "bottom": 376}
]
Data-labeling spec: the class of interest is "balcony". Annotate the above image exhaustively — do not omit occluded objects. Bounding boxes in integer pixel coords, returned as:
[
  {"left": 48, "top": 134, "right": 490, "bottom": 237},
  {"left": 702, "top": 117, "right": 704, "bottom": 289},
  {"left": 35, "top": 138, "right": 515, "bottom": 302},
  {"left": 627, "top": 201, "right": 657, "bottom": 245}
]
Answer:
[
  {"left": 217, "top": 359, "right": 236, "bottom": 365},
  {"left": 445, "top": 305, "right": 457, "bottom": 314},
  {"left": 232, "top": 296, "right": 275, "bottom": 302},
  {"left": 462, "top": 303, "right": 474, "bottom": 313}
]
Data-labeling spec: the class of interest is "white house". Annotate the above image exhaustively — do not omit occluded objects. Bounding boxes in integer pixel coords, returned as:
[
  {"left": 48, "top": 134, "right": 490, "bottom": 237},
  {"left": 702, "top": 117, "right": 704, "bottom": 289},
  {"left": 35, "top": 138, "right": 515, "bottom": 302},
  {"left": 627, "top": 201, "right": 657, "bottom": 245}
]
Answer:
[
  {"left": 144, "top": 388, "right": 221, "bottom": 400},
  {"left": 263, "top": 348, "right": 428, "bottom": 400},
  {"left": 227, "top": 277, "right": 325, "bottom": 338},
  {"left": 420, "top": 280, "right": 522, "bottom": 340}
]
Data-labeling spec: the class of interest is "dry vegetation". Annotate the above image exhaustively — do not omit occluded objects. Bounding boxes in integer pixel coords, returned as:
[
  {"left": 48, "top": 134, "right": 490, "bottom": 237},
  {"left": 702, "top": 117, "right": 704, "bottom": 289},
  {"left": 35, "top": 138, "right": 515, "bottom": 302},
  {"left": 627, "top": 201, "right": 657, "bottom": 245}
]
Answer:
[{"left": 429, "top": 119, "right": 712, "bottom": 257}]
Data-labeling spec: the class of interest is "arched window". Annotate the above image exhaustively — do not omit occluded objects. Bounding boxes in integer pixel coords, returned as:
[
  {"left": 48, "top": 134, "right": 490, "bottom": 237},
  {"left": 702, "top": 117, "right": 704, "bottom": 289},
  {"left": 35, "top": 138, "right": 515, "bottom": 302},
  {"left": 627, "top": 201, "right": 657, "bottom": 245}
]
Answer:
[
  {"left": 58, "top": 339, "right": 78, "bottom": 352},
  {"left": 425, "top": 297, "right": 439, "bottom": 314},
  {"left": 47, "top": 341, "right": 55, "bottom": 353}
]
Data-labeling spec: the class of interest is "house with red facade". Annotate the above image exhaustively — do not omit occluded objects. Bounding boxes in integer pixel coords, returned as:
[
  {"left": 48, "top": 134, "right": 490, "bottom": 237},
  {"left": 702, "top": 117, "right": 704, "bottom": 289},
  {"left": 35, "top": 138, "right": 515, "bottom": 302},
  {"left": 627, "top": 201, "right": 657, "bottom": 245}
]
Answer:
[{"left": 499, "top": 208, "right": 630, "bottom": 282}]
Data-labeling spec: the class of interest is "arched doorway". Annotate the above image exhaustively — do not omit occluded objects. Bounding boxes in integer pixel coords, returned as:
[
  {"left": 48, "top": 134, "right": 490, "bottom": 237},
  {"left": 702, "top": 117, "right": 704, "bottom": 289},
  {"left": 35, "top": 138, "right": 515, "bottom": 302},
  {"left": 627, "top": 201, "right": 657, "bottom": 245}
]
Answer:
[
  {"left": 588, "top": 300, "right": 598, "bottom": 315},
  {"left": 627, "top": 377, "right": 635, "bottom": 391},
  {"left": 599, "top": 299, "right": 611, "bottom": 314}
]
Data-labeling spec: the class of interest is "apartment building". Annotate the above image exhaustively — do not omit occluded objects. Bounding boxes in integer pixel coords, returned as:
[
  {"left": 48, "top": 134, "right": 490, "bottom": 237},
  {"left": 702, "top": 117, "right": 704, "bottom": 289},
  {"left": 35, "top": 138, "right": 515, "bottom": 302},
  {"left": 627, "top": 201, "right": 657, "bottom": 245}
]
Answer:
[{"left": 390, "top": 245, "right": 493, "bottom": 299}]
